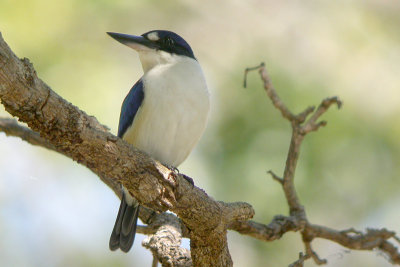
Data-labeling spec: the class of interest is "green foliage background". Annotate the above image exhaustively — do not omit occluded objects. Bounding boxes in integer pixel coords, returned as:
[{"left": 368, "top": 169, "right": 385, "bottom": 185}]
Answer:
[{"left": 1, "top": 0, "right": 399, "bottom": 266}]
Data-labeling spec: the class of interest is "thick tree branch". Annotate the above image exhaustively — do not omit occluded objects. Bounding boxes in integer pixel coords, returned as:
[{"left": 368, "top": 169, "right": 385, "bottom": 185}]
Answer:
[
  {"left": 0, "top": 32, "right": 255, "bottom": 267},
  {"left": 0, "top": 116, "right": 303, "bottom": 242}
]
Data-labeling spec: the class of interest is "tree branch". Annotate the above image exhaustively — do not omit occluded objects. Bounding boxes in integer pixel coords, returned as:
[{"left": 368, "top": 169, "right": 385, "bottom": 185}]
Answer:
[
  {"left": 244, "top": 63, "right": 400, "bottom": 265},
  {"left": 142, "top": 213, "right": 192, "bottom": 267},
  {"left": 0, "top": 116, "right": 305, "bottom": 242},
  {"left": 0, "top": 117, "right": 57, "bottom": 151},
  {"left": 0, "top": 32, "right": 255, "bottom": 267}
]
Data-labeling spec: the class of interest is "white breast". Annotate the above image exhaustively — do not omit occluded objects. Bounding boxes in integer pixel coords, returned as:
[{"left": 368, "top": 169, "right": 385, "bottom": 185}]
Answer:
[{"left": 122, "top": 56, "right": 210, "bottom": 167}]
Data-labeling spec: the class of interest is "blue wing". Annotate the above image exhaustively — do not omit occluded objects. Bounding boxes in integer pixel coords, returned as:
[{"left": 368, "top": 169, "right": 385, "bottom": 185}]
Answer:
[{"left": 118, "top": 79, "right": 145, "bottom": 138}]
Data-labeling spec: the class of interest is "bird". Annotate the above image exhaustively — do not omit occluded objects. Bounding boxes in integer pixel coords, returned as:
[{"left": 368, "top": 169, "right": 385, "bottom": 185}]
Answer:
[{"left": 107, "top": 30, "right": 210, "bottom": 252}]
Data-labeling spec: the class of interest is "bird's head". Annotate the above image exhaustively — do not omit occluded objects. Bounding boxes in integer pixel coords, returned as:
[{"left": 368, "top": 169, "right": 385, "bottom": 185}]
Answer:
[{"left": 107, "top": 30, "right": 196, "bottom": 72}]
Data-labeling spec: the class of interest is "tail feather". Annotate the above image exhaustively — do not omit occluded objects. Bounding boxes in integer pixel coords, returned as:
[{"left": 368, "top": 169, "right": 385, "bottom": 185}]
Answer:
[
  {"left": 109, "top": 196, "right": 127, "bottom": 251},
  {"left": 109, "top": 192, "right": 140, "bottom": 252},
  {"left": 120, "top": 204, "right": 139, "bottom": 252}
]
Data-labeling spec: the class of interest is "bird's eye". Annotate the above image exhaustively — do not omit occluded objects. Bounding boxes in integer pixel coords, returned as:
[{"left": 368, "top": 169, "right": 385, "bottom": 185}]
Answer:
[{"left": 162, "top": 37, "right": 175, "bottom": 48}]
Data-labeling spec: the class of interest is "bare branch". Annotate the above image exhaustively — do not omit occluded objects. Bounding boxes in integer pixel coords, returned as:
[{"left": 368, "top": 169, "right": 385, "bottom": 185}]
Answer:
[
  {"left": 296, "top": 106, "right": 315, "bottom": 124},
  {"left": 289, "top": 252, "right": 308, "bottom": 267},
  {"left": 243, "top": 63, "right": 265, "bottom": 88},
  {"left": 307, "top": 96, "right": 342, "bottom": 125},
  {"left": 310, "top": 224, "right": 400, "bottom": 262},
  {"left": 300, "top": 97, "right": 342, "bottom": 135},
  {"left": 244, "top": 62, "right": 299, "bottom": 122},
  {"left": 228, "top": 215, "right": 301, "bottom": 242},
  {"left": 304, "top": 241, "right": 327, "bottom": 265},
  {"left": 267, "top": 170, "right": 283, "bottom": 185},
  {"left": 244, "top": 63, "right": 400, "bottom": 266},
  {"left": 0, "top": 117, "right": 57, "bottom": 151}
]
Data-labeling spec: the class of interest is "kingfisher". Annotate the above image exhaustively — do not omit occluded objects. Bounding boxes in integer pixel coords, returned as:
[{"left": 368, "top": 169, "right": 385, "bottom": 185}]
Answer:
[{"left": 107, "top": 30, "right": 210, "bottom": 252}]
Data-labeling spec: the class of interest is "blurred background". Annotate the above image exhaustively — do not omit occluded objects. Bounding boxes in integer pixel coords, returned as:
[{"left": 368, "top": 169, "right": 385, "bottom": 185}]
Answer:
[{"left": 1, "top": 0, "right": 400, "bottom": 266}]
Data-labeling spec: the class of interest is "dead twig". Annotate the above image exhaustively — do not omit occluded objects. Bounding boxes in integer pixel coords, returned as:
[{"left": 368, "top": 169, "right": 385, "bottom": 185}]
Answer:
[{"left": 244, "top": 63, "right": 400, "bottom": 266}]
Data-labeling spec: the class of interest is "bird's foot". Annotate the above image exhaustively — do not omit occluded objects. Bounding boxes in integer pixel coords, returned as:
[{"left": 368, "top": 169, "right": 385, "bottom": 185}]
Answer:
[
  {"left": 165, "top": 164, "right": 180, "bottom": 174},
  {"left": 165, "top": 164, "right": 194, "bottom": 186},
  {"left": 182, "top": 174, "right": 194, "bottom": 186}
]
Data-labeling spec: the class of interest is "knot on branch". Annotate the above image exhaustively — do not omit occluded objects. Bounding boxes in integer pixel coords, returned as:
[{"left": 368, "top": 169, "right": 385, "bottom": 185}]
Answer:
[
  {"left": 222, "top": 201, "right": 255, "bottom": 224},
  {"left": 267, "top": 215, "right": 303, "bottom": 238}
]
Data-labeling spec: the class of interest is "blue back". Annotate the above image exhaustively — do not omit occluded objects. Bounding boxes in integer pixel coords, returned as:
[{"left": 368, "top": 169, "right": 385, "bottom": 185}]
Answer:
[{"left": 118, "top": 80, "right": 145, "bottom": 138}]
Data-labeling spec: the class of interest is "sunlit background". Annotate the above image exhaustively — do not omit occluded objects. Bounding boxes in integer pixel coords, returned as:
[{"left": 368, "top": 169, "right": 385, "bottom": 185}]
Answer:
[{"left": 1, "top": 0, "right": 400, "bottom": 266}]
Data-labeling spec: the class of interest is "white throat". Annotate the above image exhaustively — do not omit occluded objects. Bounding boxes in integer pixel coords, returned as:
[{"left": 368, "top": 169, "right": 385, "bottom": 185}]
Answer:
[{"left": 138, "top": 50, "right": 179, "bottom": 73}]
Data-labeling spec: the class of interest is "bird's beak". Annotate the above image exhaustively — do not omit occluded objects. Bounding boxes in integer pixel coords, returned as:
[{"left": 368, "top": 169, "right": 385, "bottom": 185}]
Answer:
[{"left": 107, "top": 32, "right": 157, "bottom": 51}]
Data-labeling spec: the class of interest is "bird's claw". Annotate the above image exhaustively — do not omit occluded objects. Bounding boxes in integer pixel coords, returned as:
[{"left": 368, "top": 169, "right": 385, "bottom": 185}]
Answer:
[
  {"left": 165, "top": 165, "right": 194, "bottom": 187},
  {"left": 182, "top": 174, "right": 194, "bottom": 186},
  {"left": 166, "top": 164, "right": 180, "bottom": 174}
]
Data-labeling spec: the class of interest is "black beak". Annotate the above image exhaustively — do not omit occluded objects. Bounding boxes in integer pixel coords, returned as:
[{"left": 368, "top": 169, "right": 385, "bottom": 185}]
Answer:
[{"left": 107, "top": 32, "right": 157, "bottom": 50}]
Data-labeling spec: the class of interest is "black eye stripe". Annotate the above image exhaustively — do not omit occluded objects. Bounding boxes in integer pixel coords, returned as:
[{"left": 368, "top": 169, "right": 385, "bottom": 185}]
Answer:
[
  {"left": 159, "top": 37, "right": 173, "bottom": 47},
  {"left": 141, "top": 30, "right": 196, "bottom": 59}
]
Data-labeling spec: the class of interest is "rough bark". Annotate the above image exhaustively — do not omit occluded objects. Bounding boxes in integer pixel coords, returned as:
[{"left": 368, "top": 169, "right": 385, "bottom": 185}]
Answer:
[{"left": 142, "top": 213, "right": 192, "bottom": 267}]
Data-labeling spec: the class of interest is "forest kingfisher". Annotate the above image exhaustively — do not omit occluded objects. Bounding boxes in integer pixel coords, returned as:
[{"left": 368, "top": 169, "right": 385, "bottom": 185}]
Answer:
[{"left": 107, "top": 30, "right": 210, "bottom": 252}]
